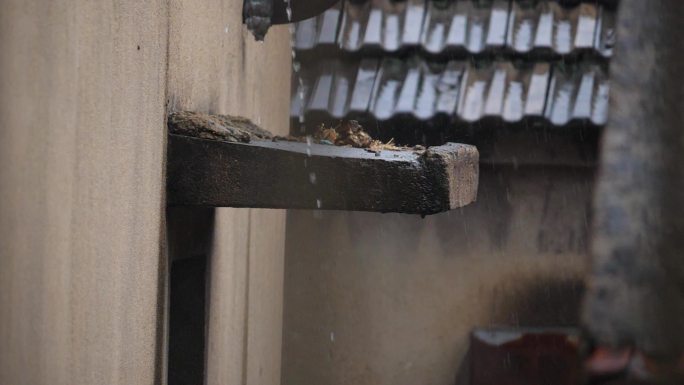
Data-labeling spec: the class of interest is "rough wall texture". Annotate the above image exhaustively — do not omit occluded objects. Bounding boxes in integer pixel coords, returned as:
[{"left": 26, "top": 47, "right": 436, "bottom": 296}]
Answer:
[
  {"left": 584, "top": 0, "right": 684, "bottom": 359},
  {"left": 283, "top": 166, "right": 593, "bottom": 385},
  {"left": 0, "top": 0, "right": 291, "bottom": 384},
  {"left": 0, "top": 1, "right": 168, "bottom": 384}
]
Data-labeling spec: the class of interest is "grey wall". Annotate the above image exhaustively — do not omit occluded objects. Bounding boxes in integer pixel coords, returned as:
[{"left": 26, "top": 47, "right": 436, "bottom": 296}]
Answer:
[{"left": 283, "top": 165, "right": 593, "bottom": 385}]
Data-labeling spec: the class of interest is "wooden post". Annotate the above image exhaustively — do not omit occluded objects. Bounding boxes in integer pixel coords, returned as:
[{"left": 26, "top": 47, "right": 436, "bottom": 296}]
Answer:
[
  {"left": 166, "top": 1, "right": 292, "bottom": 384},
  {"left": 0, "top": 1, "right": 293, "bottom": 384},
  {"left": 0, "top": 1, "right": 168, "bottom": 384}
]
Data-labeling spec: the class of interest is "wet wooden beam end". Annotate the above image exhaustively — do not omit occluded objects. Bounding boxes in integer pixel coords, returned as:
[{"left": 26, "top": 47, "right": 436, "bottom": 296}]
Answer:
[{"left": 167, "top": 128, "right": 478, "bottom": 215}]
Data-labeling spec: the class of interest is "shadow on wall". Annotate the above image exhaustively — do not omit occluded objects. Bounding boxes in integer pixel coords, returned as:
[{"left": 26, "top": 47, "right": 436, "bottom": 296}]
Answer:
[
  {"left": 166, "top": 207, "right": 216, "bottom": 385},
  {"left": 282, "top": 165, "right": 593, "bottom": 385}
]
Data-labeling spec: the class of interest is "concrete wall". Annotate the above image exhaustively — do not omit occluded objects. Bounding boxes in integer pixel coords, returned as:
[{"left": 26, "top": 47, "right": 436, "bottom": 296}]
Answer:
[
  {"left": 0, "top": 0, "right": 290, "bottom": 384},
  {"left": 282, "top": 165, "right": 594, "bottom": 385}
]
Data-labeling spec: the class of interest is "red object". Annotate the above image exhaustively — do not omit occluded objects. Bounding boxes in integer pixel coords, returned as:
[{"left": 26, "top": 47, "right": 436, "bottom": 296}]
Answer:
[
  {"left": 585, "top": 346, "right": 633, "bottom": 376},
  {"left": 470, "top": 328, "right": 581, "bottom": 385}
]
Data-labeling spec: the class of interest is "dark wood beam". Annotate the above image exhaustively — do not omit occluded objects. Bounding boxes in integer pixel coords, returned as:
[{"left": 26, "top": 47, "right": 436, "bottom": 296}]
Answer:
[{"left": 166, "top": 134, "right": 478, "bottom": 215}]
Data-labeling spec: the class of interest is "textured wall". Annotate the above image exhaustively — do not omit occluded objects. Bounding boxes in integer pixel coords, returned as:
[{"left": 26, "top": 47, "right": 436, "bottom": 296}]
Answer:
[
  {"left": 0, "top": 1, "right": 168, "bottom": 384},
  {"left": 0, "top": 0, "right": 291, "bottom": 384},
  {"left": 585, "top": 0, "right": 684, "bottom": 360},
  {"left": 283, "top": 166, "right": 593, "bottom": 385}
]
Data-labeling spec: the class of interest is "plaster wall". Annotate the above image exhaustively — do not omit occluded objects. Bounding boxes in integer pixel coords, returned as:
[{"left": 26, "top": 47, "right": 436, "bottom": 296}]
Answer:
[
  {"left": 283, "top": 166, "right": 593, "bottom": 385},
  {"left": 0, "top": 1, "right": 291, "bottom": 384}
]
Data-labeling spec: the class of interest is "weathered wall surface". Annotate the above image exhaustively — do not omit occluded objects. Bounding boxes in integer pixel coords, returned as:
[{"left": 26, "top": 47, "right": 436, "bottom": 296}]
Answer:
[
  {"left": 166, "top": 1, "right": 291, "bottom": 384},
  {"left": 0, "top": 0, "right": 291, "bottom": 384},
  {"left": 0, "top": 1, "right": 168, "bottom": 384},
  {"left": 283, "top": 166, "right": 593, "bottom": 385}
]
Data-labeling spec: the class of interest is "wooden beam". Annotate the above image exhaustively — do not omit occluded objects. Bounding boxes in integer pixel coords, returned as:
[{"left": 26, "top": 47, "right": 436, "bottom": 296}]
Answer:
[{"left": 167, "top": 134, "right": 479, "bottom": 215}]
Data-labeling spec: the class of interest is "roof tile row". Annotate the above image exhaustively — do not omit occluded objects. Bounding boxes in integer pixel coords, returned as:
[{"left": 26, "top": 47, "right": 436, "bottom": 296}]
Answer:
[
  {"left": 291, "top": 57, "right": 609, "bottom": 126},
  {"left": 294, "top": 0, "right": 616, "bottom": 58}
]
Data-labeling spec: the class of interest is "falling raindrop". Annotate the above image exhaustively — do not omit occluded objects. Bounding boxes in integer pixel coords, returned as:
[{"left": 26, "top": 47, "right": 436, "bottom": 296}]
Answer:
[{"left": 285, "top": 0, "right": 307, "bottom": 133}]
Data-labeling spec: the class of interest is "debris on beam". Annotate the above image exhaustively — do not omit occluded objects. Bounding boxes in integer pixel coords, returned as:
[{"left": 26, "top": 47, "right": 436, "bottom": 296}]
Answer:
[{"left": 166, "top": 112, "right": 478, "bottom": 215}]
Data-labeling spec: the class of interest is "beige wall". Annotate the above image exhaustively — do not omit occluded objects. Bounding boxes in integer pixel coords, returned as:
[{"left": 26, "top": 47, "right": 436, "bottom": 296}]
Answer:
[
  {"left": 166, "top": 1, "right": 291, "bottom": 384},
  {"left": 0, "top": 1, "right": 168, "bottom": 384},
  {"left": 0, "top": 0, "right": 290, "bottom": 384},
  {"left": 282, "top": 166, "right": 593, "bottom": 385}
]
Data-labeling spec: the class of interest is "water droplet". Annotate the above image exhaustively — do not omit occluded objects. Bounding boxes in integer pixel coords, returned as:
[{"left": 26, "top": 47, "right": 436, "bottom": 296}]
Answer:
[
  {"left": 310, "top": 172, "right": 317, "bottom": 184},
  {"left": 316, "top": 199, "right": 322, "bottom": 208},
  {"left": 306, "top": 135, "right": 312, "bottom": 156},
  {"left": 285, "top": 0, "right": 306, "bottom": 130}
]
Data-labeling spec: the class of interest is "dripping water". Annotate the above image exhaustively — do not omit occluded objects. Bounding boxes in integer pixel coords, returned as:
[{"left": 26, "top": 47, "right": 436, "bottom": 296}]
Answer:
[
  {"left": 286, "top": 1, "right": 320, "bottom": 208},
  {"left": 286, "top": 0, "right": 307, "bottom": 134}
]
